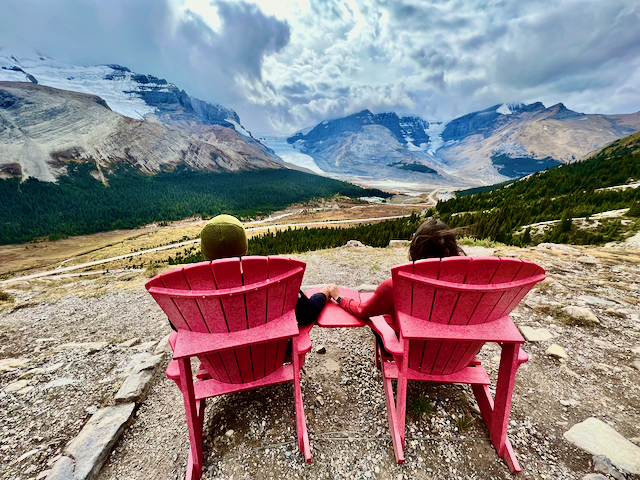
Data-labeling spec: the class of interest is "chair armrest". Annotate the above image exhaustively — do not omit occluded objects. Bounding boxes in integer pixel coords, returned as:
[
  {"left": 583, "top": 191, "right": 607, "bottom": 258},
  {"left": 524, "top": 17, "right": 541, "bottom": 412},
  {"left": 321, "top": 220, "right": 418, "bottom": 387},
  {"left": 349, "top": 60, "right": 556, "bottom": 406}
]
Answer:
[
  {"left": 297, "top": 322, "right": 314, "bottom": 355},
  {"left": 397, "top": 312, "right": 525, "bottom": 344},
  {"left": 172, "top": 310, "right": 299, "bottom": 360},
  {"left": 367, "top": 316, "right": 403, "bottom": 356}
]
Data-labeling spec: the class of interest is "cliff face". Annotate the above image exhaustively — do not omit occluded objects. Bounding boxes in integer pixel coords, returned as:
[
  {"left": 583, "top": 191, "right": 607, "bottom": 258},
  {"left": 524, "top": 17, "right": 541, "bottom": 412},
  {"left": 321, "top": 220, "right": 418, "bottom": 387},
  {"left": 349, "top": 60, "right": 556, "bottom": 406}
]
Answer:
[{"left": 0, "top": 82, "right": 280, "bottom": 182}]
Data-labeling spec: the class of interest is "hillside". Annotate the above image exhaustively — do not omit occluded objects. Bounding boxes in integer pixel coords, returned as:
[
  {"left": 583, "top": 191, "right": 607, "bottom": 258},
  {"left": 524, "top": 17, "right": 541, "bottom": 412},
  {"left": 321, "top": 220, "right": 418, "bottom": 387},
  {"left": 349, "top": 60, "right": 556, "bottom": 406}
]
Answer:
[
  {"left": 1, "top": 241, "right": 639, "bottom": 479},
  {"left": 437, "top": 130, "right": 640, "bottom": 245},
  {"left": 0, "top": 82, "right": 280, "bottom": 182}
]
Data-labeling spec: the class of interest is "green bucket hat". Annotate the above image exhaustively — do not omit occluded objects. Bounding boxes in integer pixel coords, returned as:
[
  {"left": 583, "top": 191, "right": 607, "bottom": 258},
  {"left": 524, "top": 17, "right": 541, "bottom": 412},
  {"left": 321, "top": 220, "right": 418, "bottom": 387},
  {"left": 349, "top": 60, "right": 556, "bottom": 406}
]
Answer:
[{"left": 200, "top": 215, "right": 248, "bottom": 261}]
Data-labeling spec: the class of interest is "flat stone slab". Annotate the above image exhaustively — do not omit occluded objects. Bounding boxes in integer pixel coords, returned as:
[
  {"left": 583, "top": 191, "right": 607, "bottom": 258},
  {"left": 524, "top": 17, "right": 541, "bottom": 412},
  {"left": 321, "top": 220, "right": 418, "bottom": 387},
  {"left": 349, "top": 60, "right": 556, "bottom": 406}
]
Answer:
[
  {"left": 42, "top": 378, "right": 79, "bottom": 390},
  {"left": 4, "top": 379, "right": 30, "bottom": 393},
  {"left": 62, "top": 403, "right": 135, "bottom": 480},
  {"left": 55, "top": 342, "right": 108, "bottom": 353},
  {"left": 153, "top": 334, "right": 171, "bottom": 355},
  {"left": 0, "top": 357, "right": 30, "bottom": 373},
  {"left": 578, "top": 295, "right": 618, "bottom": 308},
  {"left": 114, "top": 354, "right": 163, "bottom": 404},
  {"left": 546, "top": 344, "right": 568, "bottom": 359},
  {"left": 519, "top": 326, "right": 554, "bottom": 342},
  {"left": 46, "top": 455, "right": 75, "bottom": 480},
  {"left": 564, "top": 417, "right": 640, "bottom": 474}
]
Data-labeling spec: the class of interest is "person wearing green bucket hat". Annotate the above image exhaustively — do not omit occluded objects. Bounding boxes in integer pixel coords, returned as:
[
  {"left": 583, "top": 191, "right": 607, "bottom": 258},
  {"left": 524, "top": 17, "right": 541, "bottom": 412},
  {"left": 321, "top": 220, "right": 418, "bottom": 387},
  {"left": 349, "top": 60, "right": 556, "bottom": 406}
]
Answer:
[{"left": 196, "top": 214, "right": 329, "bottom": 326}]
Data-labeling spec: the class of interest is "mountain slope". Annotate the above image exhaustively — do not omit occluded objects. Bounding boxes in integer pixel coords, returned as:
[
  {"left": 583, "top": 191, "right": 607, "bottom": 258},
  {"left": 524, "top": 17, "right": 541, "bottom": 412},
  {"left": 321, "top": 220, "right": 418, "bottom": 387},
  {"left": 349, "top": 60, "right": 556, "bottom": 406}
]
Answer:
[
  {"left": 437, "top": 102, "right": 640, "bottom": 182},
  {"left": 437, "top": 129, "right": 640, "bottom": 244},
  {"left": 284, "top": 103, "right": 640, "bottom": 187},
  {"left": 285, "top": 110, "right": 456, "bottom": 184},
  {"left": 0, "top": 82, "right": 280, "bottom": 181}
]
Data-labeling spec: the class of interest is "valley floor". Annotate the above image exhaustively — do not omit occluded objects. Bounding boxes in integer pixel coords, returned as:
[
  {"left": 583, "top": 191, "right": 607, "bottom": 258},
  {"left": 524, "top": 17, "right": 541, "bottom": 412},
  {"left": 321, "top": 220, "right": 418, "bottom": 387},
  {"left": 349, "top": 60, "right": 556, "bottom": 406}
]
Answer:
[{"left": 1, "top": 243, "right": 639, "bottom": 479}]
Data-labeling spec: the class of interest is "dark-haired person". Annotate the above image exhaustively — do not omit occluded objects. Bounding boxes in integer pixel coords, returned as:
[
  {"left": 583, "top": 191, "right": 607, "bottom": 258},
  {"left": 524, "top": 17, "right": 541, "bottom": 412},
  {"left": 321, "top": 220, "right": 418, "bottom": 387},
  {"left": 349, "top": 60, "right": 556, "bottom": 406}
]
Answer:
[{"left": 325, "top": 219, "right": 465, "bottom": 320}]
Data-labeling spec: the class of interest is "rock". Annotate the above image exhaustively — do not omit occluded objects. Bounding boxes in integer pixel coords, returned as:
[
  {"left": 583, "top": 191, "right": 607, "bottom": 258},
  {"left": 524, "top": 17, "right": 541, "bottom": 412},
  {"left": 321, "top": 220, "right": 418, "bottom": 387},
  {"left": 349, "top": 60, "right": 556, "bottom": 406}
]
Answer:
[
  {"left": 562, "top": 306, "right": 600, "bottom": 325},
  {"left": 0, "top": 357, "right": 30, "bottom": 373},
  {"left": 46, "top": 456, "right": 75, "bottom": 480},
  {"left": 113, "top": 354, "right": 163, "bottom": 404},
  {"left": 315, "top": 346, "right": 327, "bottom": 354},
  {"left": 592, "top": 454, "right": 626, "bottom": 480},
  {"left": 131, "top": 341, "right": 158, "bottom": 352},
  {"left": 17, "top": 448, "right": 40, "bottom": 462},
  {"left": 345, "top": 240, "right": 366, "bottom": 248},
  {"left": 578, "top": 295, "right": 618, "bottom": 308},
  {"left": 119, "top": 338, "right": 140, "bottom": 348},
  {"left": 42, "top": 378, "right": 78, "bottom": 390},
  {"left": 632, "top": 361, "right": 640, "bottom": 371},
  {"left": 63, "top": 403, "right": 135, "bottom": 480},
  {"left": 316, "top": 396, "right": 324, "bottom": 406},
  {"left": 356, "top": 284, "right": 378, "bottom": 293},
  {"left": 563, "top": 417, "right": 640, "bottom": 474},
  {"left": 536, "top": 243, "right": 581, "bottom": 254},
  {"left": 546, "top": 344, "right": 568, "bottom": 359},
  {"left": 153, "top": 334, "right": 171, "bottom": 355},
  {"left": 389, "top": 240, "right": 410, "bottom": 248},
  {"left": 519, "top": 326, "right": 554, "bottom": 342},
  {"left": 630, "top": 437, "right": 640, "bottom": 445},
  {"left": 225, "top": 429, "right": 234, "bottom": 437},
  {"left": 4, "top": 379, "right": 30, "bottom": 393},
  {"left": 37, "top": 470, "right": 51, "bottom": 480},
  {"left": 577, "top": 255, "right": 597, "bottom": 264},
  {"left": 55, "top": 341, "right": 108, "bottom": 353},
  {"left": 631, "top": 346, "right": 640, "bottom": 355},
  {"left": 581, "top": 475, "right": 608, "bottom": 480}
]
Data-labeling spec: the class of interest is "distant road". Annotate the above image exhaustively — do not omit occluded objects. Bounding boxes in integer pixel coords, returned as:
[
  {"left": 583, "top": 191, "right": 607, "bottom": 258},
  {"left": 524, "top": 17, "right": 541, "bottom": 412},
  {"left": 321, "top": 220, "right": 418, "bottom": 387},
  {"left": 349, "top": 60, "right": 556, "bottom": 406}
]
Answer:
[{"left": 1, "top": 214, "right": 412, "bottom": 284}]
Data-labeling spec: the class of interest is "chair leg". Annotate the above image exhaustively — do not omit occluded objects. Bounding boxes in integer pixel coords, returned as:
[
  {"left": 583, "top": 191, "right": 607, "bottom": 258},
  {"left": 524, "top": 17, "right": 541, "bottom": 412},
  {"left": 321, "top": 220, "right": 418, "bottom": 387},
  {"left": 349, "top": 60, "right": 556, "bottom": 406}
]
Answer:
[
  {"left": 491, "top": 343, "right": 522, "bottom": 474},
  {"left": 396, "top": 350, "right": 409, "bottom": 448},
  {"left": 292, "top": 338, "right": 311, "bottom": 463},
  {"left": 382, "top": 359, "right": 404, "bottom": 463},
  {"left": 179, "top": 358, "right": 203, "bottom": 480}
]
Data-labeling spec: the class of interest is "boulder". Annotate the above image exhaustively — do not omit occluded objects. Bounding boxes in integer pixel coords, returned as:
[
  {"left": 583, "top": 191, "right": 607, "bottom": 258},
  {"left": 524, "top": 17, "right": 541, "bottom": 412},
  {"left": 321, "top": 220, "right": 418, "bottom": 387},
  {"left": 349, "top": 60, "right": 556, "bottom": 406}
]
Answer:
[
  {"left": 562, "top": 306, "right": 600, "bottom": 325},
  {"left": 389, "top": 240, "right": 410, "bottom": 248},
  {"left": 564, "top": 417, "right": 640, "bottom": 474},
  {"left": 345, "top": 240, "right": 366, "bottom": 248}
]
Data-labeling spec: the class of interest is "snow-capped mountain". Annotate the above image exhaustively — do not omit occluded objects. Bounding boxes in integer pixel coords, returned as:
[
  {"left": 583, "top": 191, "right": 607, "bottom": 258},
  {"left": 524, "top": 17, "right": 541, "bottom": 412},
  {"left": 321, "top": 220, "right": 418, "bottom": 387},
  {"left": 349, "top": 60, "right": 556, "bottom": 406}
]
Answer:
[
  {"left": 283, "top": 110, "right": 458, "bottom": 185},
  {"left": 283, "top": 103, "right": 640, "bottom": 186},
  {"left": 0, "top": 82, "right": 281, "bottom": 182},
  {"left": 0, "top": 47, "right": 245, "bottom": 132}
]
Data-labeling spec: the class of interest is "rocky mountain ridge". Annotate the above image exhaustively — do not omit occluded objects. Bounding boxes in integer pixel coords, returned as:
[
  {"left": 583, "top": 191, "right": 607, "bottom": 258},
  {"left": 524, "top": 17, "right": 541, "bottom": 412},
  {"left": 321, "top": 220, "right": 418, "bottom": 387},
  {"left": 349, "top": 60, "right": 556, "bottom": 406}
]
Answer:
[
  {"left": 0, "top": 82, "right": 280, "bottom": 182},
  {"left": 285, "top": 110, "right": 456, "bottom": 185},
  {"left": 285, "top": 103, "right": 640, "bottom": 187}
]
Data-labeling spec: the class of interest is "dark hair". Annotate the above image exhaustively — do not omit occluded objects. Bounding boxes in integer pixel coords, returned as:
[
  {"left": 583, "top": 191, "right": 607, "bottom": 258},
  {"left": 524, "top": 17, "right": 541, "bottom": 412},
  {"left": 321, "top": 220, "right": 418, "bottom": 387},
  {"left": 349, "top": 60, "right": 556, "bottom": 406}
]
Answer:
[{"left": 408, "top": 219, "right": 465, "bottom": 261}]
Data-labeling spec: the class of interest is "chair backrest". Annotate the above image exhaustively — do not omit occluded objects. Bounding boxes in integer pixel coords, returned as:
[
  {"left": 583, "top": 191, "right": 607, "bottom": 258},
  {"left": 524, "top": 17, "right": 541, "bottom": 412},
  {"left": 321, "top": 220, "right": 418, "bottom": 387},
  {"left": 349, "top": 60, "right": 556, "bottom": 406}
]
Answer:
[
  {"left": 145, "top": 256, "right": 305, "bottom": 384},
  {"left": 392, "top": 257, "right": 545, "bottom": 376}
]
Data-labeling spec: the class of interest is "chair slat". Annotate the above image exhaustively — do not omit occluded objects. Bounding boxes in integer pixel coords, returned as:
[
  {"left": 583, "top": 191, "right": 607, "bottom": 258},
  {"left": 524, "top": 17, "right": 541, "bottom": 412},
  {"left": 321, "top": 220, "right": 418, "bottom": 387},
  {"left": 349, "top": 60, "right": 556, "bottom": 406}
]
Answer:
[
  {"left": 182, "top": 264, "right": 228, "bottom": 383},
  {"left": 401, "top": 261, "right": 438, "bottom": 371},
  {"left": 211, "top": 258, "right": 253, "bottom": 383},
  {"left": 265, "top": 257, "right": 292, "bottom": 376},
  {"left": 242, "top": 257, "right": 270, "bottom": 380},
  {"left": 160, "top": 268, "right": 227, "bottom": 382},
  {"left": 422, "top": 258, "right": 469, "bottom": 374}
]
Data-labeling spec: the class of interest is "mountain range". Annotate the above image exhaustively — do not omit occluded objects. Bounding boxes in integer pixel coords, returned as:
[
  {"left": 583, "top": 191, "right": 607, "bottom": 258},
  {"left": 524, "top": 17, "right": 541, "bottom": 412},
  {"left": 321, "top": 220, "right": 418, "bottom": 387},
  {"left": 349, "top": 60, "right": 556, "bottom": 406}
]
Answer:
[
  {"left": 0, "top": 48, "right": 279, "bottom": 182},
  {"left": 280, "top": 102, "right": 640, "bottom": 186},
  {"left": 2, "top": 48, "right": 640, "bottom": 190}
]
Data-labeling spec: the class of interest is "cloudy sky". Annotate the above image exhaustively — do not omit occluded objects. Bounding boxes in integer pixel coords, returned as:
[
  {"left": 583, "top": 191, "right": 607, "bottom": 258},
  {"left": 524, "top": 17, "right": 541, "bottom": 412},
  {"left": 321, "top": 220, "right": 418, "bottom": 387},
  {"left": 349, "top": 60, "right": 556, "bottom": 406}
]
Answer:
[{"left": 1, "top": 0, "right": 639, "bottom": 133}]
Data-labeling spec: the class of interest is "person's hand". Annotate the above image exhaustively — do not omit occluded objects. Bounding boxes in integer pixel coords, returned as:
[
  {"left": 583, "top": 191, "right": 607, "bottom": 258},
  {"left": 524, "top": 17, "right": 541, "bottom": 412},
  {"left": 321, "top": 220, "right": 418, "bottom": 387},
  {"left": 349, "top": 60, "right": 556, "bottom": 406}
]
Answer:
[{"left": 327, "top": 284, "right": 341, "bottom": 301}]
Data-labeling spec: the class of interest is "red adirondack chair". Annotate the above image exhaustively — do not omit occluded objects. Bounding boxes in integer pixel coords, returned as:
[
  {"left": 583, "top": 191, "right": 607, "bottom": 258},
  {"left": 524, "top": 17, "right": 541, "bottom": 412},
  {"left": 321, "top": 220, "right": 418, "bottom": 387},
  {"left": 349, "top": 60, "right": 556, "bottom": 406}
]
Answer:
[
  {"left": 145, "top": 256, "right": 313, "bottom": 480},
  {"left": 369, "top": 257, "right": 545, "bottom": 473}
]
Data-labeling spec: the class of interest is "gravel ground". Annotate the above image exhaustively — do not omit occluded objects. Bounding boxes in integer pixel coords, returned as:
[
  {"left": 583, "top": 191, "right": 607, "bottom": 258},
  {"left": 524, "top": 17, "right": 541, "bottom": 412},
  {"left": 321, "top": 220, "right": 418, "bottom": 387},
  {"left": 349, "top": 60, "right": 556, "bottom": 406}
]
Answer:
[{"left": 1, "top": 244, "right": 639, "bottom": 480}]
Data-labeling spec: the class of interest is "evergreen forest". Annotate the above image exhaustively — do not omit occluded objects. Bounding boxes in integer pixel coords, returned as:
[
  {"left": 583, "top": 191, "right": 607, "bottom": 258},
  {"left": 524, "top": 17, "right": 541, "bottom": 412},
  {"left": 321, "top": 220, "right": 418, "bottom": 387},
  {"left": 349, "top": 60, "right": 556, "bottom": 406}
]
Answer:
[
  {"left": 0, "top": 165, "right": 389, "bottom": 245},
  {"left": 436, "top": 131, "right": 640, "bottom": 245}
]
